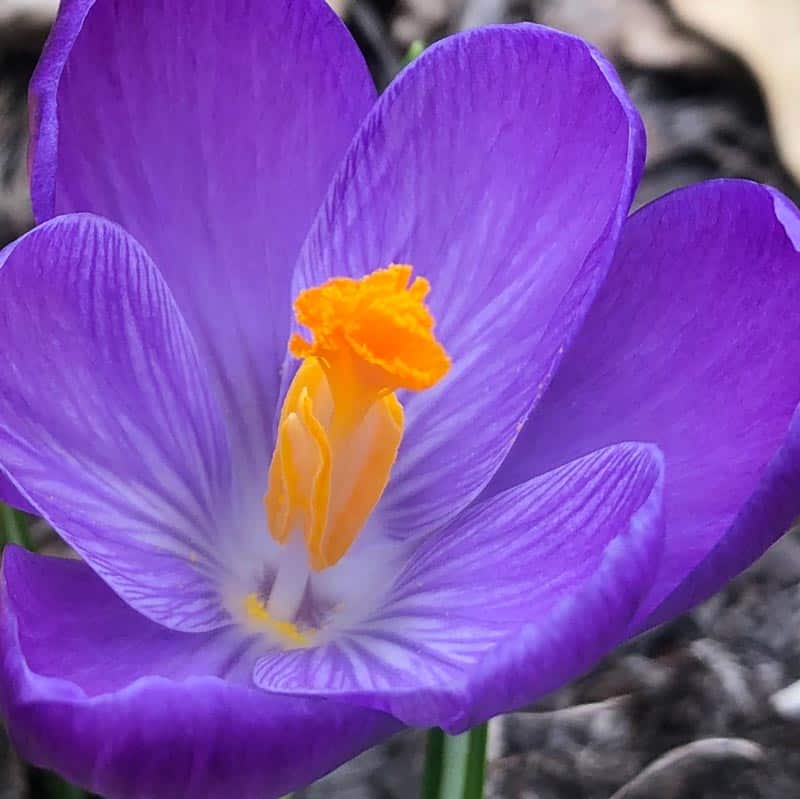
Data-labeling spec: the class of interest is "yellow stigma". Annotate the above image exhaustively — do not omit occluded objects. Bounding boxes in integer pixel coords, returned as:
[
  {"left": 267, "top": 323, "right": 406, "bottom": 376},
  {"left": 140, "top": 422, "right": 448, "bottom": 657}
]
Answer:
[{"left": 265, "top": 264, "right": 450, "bottom": 571}]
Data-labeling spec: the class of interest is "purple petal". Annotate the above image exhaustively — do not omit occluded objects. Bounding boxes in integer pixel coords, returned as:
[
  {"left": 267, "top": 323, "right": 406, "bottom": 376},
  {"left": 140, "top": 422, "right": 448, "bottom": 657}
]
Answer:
[
  {"left": 0, "top": 547, "right": 399, "bottom": 799},
  {"left": 490, "top": 180, "right": 800, "bottom": 630},
  {"left": 0, "top": 474, "right": 34, "bottom": 514},
  {"left": 30, "top": 0, "right": 376, "bottom": 502},
  {"left": 254, "top": 443, "right": 664, "bottom": 730},
  {"left": 0, "top": 214, "right": 236, "bottom": 632},
  {"left": 294, "top": 24, "right": 645, "bottom": 538}
]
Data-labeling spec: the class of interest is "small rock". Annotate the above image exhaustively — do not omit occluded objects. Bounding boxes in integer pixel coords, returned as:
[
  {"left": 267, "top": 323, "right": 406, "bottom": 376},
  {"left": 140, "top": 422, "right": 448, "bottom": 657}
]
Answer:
[{"left": 770, "top": 679, "right": 800, "bottom": 720}]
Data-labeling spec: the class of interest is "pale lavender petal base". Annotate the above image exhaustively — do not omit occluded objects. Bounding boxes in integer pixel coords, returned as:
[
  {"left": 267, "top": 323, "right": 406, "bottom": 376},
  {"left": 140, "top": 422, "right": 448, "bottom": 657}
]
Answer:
[
  {"left": 0, "top": 547, "right": 400, "bottom": 799},
  {"left": 254, "top": 443, "right": 665, "bottom": 731},
  {"left": 490, "top": 180, "right": 800, "bottom": 630}
]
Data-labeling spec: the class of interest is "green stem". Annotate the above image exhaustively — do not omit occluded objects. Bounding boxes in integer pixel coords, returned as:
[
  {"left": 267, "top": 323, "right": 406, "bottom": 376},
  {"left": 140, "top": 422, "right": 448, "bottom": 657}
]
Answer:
[
  {"left": 423, "top": 723, "right": 488, "bottom": 799},
  {"left": 439, "top": 731, "right": 471, "bottom": 799},
  {"left": 463, "top": 723, "right": 488, "bottom": 799},
  {"left": 422, "top": 727, "right": 445, "bottom": 798},
  {"left": 0, "top": 503, "right": 32, "bottom": 549}
]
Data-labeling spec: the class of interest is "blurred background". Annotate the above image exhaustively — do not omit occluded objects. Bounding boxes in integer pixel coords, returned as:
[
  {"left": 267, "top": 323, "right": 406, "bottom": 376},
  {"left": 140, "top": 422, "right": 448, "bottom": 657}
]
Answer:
[{"left": 1, "top": 1, "right": 800, "bottom": 797}]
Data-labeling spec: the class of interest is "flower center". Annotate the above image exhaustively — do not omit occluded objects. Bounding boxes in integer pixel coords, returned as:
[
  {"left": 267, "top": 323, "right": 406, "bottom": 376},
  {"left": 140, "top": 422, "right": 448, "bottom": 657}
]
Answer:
[{"left": 246, "top": 264, "right": 450, "bottom": 642}]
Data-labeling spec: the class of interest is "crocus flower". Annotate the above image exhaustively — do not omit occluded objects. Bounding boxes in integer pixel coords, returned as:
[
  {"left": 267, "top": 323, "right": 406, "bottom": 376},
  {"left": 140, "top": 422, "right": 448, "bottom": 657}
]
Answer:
[{"left": 1, "top": 0, "right": 799, "bottom": 797}]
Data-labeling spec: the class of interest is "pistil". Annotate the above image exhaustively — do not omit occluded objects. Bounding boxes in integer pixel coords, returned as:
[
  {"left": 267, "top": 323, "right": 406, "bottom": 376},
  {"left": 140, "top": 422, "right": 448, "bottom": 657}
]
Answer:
[
  {"left": 265, "top": 532, "right": 310, "bottom": 621},
  {"left": 264, "top": 264, "right": 451, "bottom": 572}
]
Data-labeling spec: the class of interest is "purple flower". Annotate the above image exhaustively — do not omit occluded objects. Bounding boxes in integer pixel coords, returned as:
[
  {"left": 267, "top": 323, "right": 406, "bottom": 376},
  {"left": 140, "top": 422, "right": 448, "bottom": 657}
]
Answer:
[{"left": 1, "top": 0, "right": 799, "bottom": 796}]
